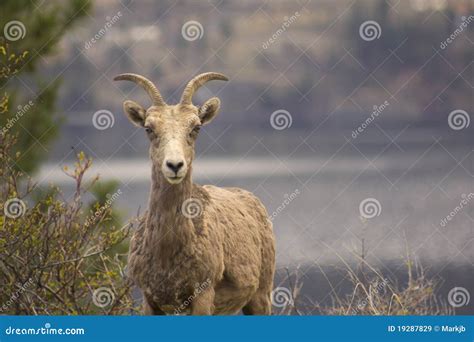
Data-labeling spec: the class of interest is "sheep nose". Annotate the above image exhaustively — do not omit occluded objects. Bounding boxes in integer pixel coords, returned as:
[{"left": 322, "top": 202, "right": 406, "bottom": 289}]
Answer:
[{"left": 166, "top": 160, "right": 184, "bottom": 174}]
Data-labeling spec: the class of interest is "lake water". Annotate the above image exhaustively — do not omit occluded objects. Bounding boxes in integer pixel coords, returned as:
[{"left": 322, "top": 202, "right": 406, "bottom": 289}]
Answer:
[{"left": 38, "top": 137, "right": 474, "bottom": 314}]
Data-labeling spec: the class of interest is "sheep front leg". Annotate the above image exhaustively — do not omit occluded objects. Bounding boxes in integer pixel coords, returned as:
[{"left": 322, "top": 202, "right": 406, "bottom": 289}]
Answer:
[
  {"left": 191, "top": 287, "right": 215, "bottom": 315},
  {"left": 143, "top": 295, "right": 166, "bottom": 315}
]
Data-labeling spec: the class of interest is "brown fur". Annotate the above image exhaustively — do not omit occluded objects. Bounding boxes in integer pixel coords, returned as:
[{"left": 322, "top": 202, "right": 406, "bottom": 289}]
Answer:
[{"left": 119, "top": 75, "right": 275, "bottom": 315}]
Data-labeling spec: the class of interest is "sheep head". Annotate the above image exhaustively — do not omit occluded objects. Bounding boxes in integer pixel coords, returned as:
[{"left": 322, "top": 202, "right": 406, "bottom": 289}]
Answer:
[{"left": 114, "top": 72, "right": 228, "bottom": 185}]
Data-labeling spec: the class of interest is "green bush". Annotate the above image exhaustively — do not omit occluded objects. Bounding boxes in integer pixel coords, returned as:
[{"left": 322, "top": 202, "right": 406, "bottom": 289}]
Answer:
[
  {"left": 0, "top": 43, "right": 137, "bottom": 314},
  {"left": 0, "top": 134, "right": 139, "bottom": 315}
]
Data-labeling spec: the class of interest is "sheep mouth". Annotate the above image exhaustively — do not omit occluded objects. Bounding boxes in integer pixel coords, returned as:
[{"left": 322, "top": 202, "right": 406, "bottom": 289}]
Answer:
[{"left": 165, "top": 175, "right": 184, "bottom": 184}]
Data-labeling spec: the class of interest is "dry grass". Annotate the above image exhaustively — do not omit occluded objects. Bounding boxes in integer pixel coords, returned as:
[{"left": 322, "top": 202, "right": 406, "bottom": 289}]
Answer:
[
  {"left": 274, "top": 240, "right": 453, "bottom": 316},
  {"left": 320, "top": 259, "right": 453, "bottom": 315}
]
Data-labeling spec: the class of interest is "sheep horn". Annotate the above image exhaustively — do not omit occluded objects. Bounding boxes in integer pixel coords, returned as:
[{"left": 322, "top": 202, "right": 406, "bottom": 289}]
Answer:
[
  {"left": 180, "top": 72, "right": 228, "bottom": 105},
  {"left": 114, "top": 73, "right": 166, "bottom": 106}
]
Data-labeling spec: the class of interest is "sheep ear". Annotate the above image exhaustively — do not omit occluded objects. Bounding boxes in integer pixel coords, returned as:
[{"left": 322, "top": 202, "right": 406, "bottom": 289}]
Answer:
[
  {"left": 198, "top": 97, "right": 220, "bottom": 125},
  {"left": 123, "top": 100, "right": 146, "bottom": 127}
]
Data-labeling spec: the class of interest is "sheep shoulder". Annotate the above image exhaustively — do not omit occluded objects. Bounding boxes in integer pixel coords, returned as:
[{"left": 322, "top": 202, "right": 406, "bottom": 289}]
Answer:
[{"left": 200, "top": 185, "right": 275, "bottom": 290}]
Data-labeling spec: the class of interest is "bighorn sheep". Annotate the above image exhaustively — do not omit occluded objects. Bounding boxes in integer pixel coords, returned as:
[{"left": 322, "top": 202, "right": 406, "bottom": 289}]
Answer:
[{"left": 114, "top": 72, "right": 276, "bottom": 315}]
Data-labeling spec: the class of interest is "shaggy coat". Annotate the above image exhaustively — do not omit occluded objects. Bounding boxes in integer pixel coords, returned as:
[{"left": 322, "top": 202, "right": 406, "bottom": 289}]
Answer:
[{"left": 116, "top": 72, "right": 276, "bottom": 315}]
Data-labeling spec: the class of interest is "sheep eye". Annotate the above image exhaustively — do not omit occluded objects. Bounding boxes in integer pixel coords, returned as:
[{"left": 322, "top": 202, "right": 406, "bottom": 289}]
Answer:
[
  {"left": 144, "top": 127, "right": 153, "bottom": 134},
  {"left": 189, "top": 125, "right": 201, "bottom": 139}
]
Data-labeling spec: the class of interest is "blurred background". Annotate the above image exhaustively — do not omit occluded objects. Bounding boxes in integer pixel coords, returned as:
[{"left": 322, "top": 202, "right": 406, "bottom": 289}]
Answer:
[{"left": 1, "top": 0, "right": 472, "bottom": 314}]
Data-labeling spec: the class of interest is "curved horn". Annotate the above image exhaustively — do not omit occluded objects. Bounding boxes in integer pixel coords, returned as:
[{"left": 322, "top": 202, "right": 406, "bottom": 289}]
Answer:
[
  {"left": 180, "top": 72, "right": 228, "bottom": 105},
  {"left": 114, "top": 73, "right": 166, "bottom": 106}
]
